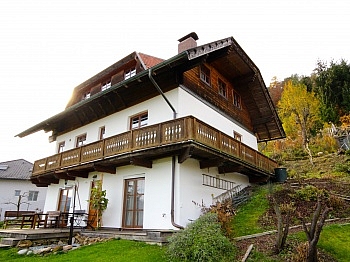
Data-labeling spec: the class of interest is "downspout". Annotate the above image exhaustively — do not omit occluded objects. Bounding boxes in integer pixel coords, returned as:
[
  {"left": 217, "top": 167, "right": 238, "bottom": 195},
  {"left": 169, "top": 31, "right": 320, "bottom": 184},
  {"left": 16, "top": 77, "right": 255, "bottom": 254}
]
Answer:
[
  {"left": 148, "top": 69, "right": 177, "bottom": 119},
  {"left": 148, "top": 68, "right": 183, "bottom": 229}
]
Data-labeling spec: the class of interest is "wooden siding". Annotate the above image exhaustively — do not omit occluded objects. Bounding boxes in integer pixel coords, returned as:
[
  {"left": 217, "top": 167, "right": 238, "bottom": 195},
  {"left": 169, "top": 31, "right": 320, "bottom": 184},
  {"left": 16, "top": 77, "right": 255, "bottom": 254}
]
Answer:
[
  {"left": 183, "top": 65, "right": 253, "bottom": 131},
  {"left": 32, "top": 116, "right": 277, "bottom": 177}
]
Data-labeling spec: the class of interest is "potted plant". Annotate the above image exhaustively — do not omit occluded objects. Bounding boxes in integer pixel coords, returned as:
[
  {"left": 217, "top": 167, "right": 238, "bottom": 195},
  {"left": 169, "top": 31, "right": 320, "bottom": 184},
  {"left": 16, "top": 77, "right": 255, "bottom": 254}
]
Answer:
[{"left": 88, "top": 180, "right": 109, "bottom": 229}]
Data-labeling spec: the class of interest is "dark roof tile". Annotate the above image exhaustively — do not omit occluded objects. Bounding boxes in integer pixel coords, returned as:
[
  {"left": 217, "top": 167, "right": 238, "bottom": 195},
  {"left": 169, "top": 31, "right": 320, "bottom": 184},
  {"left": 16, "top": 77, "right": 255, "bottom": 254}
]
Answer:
[{"left": 0, "top": 159, "right": 33, "bottom": 180}]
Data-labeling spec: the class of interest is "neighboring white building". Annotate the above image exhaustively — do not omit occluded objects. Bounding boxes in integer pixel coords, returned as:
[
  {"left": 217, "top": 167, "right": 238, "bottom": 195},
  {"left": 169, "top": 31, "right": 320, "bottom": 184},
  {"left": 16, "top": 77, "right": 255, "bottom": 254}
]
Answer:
[
  {"left": 17, "top": 33, "right": 285, "bottom": 230},
  {"left": 0, "top": 159, "right": 47, "bottom": 221}
]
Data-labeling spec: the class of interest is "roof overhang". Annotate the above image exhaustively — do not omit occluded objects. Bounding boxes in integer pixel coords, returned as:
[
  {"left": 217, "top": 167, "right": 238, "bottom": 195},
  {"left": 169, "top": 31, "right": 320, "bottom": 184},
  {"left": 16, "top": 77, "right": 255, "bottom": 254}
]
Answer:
[{"left": 16, "top": 36, "right": 285, "bottom": 142}]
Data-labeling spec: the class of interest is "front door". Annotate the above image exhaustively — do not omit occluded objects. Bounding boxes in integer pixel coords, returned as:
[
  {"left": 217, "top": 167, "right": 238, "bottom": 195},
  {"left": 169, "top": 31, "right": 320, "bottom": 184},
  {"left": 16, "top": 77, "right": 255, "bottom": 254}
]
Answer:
[
  {"left": 123, "top": 178, "right": 144, "bottom": 228},
  {"left": 58, "top": 187, "right": 73, "bottom": 227}
]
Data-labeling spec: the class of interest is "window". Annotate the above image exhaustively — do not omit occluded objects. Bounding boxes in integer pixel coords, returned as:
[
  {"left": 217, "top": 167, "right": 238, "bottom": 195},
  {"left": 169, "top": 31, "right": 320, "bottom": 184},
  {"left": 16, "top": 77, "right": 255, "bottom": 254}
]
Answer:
[
  {"left": 101, "top": 80, "right": 111, "bottom": 91},
  {"left": 76, "top": 134, "right": 87, "bottom": 147},
  {"left": 200, "top": 65, "right": 211, "bottom": 85},
  {"left": 99, "top": 126, "right": 106, "bottom": 140},
  {"left": 233, "top": 91, "right": 241, "bottom": 109},
  {"left": 233, "top": 131, "right": 242, "bottom": 142},
  {"left": 130, "top": 112, "right": 148, "bottom": 129},
  {"left": 58, "top": 141, "right": 65, "bottom": 153},
  {"left": 83, "top": 92, "right": 91, "bottom": 100},
  {"left": 14, "top": 190, "right": 21, "bottom": 196},
  {"left": 218, "top": 78, "right": 227, "bottom": 98},
  {"left": 124, "top": 68, "right": 136, "bottom": 80},
  {"left": 28, "top": 191, "right": 39, "bottom": 201}
]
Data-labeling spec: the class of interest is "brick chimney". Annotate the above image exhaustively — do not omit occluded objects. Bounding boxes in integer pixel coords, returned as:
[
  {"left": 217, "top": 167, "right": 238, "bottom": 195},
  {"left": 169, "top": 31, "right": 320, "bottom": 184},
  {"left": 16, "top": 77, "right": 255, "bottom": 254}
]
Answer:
[{"left": 178, "top": 32, "right": 199, "bottom": 53}]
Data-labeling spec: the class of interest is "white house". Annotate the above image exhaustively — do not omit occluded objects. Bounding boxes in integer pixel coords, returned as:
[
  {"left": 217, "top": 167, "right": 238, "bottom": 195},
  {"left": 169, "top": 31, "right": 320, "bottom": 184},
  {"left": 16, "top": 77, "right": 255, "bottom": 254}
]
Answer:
[
  {"left": 0, "top": 159, "right": 47, "bottom": 221},
  {"left": 17, "top": 33, "right": 285, "bottom": 230}
]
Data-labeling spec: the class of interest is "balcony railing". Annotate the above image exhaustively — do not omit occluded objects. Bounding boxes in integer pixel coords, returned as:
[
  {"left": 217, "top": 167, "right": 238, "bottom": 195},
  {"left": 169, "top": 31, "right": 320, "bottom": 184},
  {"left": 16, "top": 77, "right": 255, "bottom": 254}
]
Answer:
[{"left": 32, "top": 116, "right": 277, "bottom": 176}]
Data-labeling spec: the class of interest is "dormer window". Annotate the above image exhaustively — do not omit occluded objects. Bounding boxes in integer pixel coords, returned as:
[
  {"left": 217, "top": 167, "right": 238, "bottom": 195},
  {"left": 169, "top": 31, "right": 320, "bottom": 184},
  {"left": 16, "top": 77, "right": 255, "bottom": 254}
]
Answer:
[
  {"left": 101, "top": 80, "right": 111, "bottom": 91},
  {"left": 125, "top": 68, "right": 136, "bottom": 80},
  {"left": 218, "top": 78, "right": 227, "bottom": 98},
  {"left": 83, "top": 92, "right": 91, "bottom": 100},
  {"left": 200, "top": 65, "right": 211, "bottom": 86}
]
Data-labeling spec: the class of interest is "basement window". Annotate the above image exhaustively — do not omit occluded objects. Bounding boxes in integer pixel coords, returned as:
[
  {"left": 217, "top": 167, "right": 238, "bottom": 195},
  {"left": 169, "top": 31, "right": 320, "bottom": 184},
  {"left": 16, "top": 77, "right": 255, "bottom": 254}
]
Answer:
[{"left": 200, "top": 64, "right": 211, "bottom": 86}]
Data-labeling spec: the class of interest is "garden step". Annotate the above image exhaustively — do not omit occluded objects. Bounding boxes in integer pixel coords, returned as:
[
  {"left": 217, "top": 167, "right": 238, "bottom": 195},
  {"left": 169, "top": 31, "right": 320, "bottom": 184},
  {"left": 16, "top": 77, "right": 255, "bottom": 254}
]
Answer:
[{"left": 0, "top": 237, "right": 21, "bottom": 247}]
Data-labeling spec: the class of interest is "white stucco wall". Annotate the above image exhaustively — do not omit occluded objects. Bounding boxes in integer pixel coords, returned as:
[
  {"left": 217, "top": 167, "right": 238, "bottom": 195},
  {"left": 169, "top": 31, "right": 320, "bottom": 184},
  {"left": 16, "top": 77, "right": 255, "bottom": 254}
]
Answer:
[
  {"left": 0, "top": 179, "right": 47, "bottom": 221},
  {"left": 45, "top": 87, "right": 258, "bottom": 230},
  {"left": 55, "top": 87, "right": 257, "bottom": 153},
  {"left": 175, "top": 158, "right": 250, "bottom": 227}
]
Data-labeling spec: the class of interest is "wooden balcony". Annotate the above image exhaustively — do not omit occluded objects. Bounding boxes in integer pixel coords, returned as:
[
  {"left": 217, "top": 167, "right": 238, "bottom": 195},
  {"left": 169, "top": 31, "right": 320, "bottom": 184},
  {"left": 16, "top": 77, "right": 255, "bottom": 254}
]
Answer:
[{"left": 32, "top": 116, "right": 277, "bottom": 184}]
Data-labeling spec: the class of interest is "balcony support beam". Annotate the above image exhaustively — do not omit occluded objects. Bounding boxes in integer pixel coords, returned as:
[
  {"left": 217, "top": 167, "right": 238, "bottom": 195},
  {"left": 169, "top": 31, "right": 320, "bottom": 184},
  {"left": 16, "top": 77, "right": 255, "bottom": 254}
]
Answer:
[
  {"left": 200, "top": 158, "right": 223, "bottom": 169},
  {"left": 93, "top": 164, "right": 116, "bottom": 174},
  {"left": 54, "top": 172, "right": 76, "bottom": 181},
  {"left": 67, "top": 170, "right": 89, "bottom": 178},
  {"left": 130, "top": 157, "right": 152, "bottom": 168},
  {"left": 37, "top": 176, "right": 59, "bottom": 184},
  {"left": 178, "top": 146, "right": 194, "bottom": 163},
  {"left": 218, "top": 164, "right": 245, "bottom": 174}
]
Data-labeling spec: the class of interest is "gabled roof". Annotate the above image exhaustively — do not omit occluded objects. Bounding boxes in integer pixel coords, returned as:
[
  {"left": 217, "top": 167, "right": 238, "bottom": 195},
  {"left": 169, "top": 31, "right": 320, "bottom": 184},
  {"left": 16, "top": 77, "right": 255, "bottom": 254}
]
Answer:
[
  {"left": 137, "top": 52, "right": 164, "bottom": 69},
  {"left": 16, "top": 35, "right": 285, "bottom": 142},
  {"left": 0, "top": 159, "right": 33, "bottom": 180}
]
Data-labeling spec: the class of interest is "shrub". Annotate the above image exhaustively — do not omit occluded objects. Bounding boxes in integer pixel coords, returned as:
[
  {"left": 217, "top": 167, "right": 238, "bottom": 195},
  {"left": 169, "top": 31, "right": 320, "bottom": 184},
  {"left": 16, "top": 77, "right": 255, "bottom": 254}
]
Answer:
[
  {"left": 166, "top": 212, "right": 235, "bottom": 262},
  {"left": 293, "top": 185, "right": 328, "bottom": 201}
]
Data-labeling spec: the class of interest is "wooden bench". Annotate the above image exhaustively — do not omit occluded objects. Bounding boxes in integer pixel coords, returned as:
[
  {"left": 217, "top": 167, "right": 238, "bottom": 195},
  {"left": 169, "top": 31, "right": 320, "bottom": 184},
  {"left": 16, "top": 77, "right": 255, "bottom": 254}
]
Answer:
[{"left": 3, "top": 210, "right": 37, "bottom": 229}]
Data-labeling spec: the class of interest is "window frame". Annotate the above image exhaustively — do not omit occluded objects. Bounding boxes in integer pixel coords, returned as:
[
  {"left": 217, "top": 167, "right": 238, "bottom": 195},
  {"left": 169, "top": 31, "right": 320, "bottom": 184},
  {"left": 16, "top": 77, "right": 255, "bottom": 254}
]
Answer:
[
  {"left": 233, "top": 131, "right": 242, "bottom": 142},
  {"left": 200, "top": 64, "right": 211, "bottom": 86},
  {"left": 218, "top": 78, "right": 227, "bottom": 98},
  {"left": 101, "top": 80, "right": 111, "bottom": 91},
  {"left": 124, "top": 67, "right": 136, "bottom": 80},
  {"left": 130, "top": 112, "right": 148, "bottom": 130},
  {"left": 83, "top": 92, "right": 91, "bottom": 100},
  {"left": 233, "top": 91, "right": 242, "bottom": 109},
  {"left": 99, "top": 126, "right": 106, "bottom": 140},
  {"left": 75, "top": 133, "right": 87, "bottom": 147},
  {"left": 58, "top": 141, "right": 65, "bottom": 153},
  {"left": 28, "top": 191, "right": 39, "bottom": 201}
]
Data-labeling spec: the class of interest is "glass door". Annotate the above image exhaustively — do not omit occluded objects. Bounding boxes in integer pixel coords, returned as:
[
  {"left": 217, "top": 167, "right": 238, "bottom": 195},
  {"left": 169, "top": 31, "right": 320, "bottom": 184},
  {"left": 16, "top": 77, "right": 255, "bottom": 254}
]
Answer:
[
  {"left": 58, "top": 187, "right": 73, "bottom": 227},
  {"left": 123, "top": 178, "right": 144, "bottom": 228}
]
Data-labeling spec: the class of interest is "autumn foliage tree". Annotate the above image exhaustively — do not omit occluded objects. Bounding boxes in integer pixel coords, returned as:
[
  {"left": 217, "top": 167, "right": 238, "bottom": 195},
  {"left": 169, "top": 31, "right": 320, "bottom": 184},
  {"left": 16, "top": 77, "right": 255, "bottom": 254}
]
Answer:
[{"left": 278, "top": 81, "right": 321, "bottom": 164}]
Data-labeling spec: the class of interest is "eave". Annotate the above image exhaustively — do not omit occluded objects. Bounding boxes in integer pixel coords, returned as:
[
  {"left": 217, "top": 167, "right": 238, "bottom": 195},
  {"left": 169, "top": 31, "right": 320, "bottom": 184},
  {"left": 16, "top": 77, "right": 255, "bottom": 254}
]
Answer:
[{"left": 16, "top": 36, "right": 285, "bottom": 141}]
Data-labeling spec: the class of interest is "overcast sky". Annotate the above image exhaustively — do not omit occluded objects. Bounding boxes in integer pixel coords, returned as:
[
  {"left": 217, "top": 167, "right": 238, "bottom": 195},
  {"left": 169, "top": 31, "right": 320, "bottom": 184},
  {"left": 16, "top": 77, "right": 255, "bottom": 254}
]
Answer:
[{"left": 0, "top": 0, "right": 349, "bottom": 163}]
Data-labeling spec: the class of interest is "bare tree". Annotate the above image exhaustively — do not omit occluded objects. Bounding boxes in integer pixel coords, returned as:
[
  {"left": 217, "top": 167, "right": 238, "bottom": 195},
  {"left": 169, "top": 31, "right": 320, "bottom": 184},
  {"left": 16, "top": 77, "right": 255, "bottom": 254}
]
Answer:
[
  {"left": 3, "top": 192, "right": 30, "bottom": 213},
  {"left": 299, "top": 198, "right": 331, "bottom": 262}
]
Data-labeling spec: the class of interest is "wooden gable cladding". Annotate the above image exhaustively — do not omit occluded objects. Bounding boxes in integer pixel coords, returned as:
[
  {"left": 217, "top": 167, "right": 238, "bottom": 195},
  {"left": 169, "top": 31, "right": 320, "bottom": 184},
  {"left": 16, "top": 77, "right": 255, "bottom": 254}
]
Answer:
[{"left": 182, "top": 64, "right": 253, "bottom": 131}]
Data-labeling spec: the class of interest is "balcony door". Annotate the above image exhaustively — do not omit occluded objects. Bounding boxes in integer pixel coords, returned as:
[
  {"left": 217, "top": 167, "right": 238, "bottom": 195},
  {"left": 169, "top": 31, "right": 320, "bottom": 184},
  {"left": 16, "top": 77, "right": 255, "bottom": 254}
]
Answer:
[{"left": 123, "top": 178, "right": 144, "bottom": 228}]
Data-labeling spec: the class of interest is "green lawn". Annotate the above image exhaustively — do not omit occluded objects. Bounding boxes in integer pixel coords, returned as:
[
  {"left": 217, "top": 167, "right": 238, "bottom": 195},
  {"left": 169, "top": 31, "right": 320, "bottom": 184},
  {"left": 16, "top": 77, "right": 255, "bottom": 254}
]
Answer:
[
  {"left": 297, "top": 223, "right": 350, "bottom": 262},
  {"left": 231, "top": 185, "right": 271, "bottom": 237},
  {"left": 0, "top": 239, "right": 166, "bottom": 262}
]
